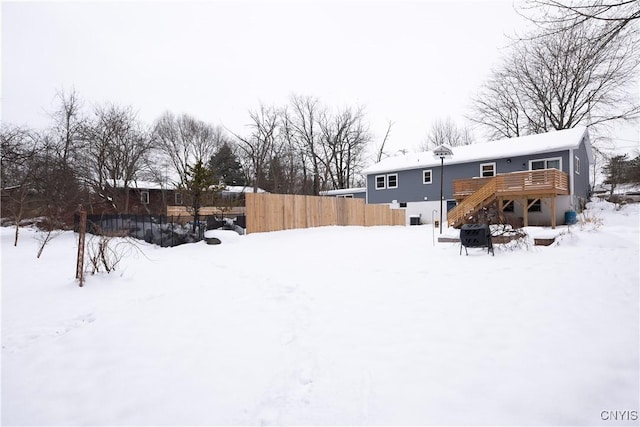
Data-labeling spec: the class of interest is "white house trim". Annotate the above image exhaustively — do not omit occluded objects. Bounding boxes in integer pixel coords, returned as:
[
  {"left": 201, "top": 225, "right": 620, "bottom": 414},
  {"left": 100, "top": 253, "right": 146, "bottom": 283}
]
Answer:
[
  {"left": 569, "top": 149, "right": 575, "bottom": 201},
  {"left": 387, "top": 173, "right": 398, "bottom": 189},
  {"left": 423, "top": 169, "right": 433, "bottom": 184},
  {"left": 480, "top": 162, "right": 496, "bottom": 177}
]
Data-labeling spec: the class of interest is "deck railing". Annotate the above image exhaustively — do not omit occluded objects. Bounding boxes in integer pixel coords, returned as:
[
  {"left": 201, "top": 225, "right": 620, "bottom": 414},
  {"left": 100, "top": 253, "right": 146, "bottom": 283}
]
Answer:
[{"left": 453, "top": 169, "right": 569, "bottom": 199}]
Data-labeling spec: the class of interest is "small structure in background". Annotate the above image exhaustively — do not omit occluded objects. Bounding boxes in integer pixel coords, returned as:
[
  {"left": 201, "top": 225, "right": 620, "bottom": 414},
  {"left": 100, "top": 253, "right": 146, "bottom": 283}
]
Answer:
[{"left": 319, "top": 187, "right": 366, "bottom": 200}]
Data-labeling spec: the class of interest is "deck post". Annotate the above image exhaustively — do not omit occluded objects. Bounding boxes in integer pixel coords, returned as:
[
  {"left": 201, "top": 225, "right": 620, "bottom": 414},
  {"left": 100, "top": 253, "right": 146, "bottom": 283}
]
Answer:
[
  {"left": 522, "top": 196, "right": 528, "bottom": 227},
  {"left": 551, "top": 196, "right": 556, "bottom": 229}
]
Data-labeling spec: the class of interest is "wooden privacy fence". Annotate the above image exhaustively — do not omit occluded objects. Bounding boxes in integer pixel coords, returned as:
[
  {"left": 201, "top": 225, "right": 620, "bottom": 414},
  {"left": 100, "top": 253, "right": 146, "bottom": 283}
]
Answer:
[{"left": 245, "top": 193, "right": 406, "bottom": 234}]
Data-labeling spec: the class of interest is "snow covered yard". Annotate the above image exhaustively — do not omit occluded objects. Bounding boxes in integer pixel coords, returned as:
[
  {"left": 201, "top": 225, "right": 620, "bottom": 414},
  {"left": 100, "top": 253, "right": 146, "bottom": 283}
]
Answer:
[{"left": 2, "top": 201, "right": 638, "bottom": 426}]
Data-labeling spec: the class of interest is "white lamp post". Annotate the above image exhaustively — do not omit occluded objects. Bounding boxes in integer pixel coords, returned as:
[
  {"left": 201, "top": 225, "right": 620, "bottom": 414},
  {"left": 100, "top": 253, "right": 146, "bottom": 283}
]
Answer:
[{"left": 433, "top": 145, "right": 453, "bottom": 234}]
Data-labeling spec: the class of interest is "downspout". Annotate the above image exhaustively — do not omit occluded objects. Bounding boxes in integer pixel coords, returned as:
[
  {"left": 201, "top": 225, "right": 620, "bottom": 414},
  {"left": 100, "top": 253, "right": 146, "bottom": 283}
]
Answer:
[{"left": 568, "top": 148, "right": 575, "bottom": 209}]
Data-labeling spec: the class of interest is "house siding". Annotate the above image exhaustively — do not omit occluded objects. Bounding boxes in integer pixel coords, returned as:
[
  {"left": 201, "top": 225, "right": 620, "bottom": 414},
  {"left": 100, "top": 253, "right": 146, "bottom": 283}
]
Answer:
[
  {"left": 366, "top": 149, "right": 572, "bottom": 205},
  {"left": 571, "top": 135, "right": 592, "bottom": 208}
]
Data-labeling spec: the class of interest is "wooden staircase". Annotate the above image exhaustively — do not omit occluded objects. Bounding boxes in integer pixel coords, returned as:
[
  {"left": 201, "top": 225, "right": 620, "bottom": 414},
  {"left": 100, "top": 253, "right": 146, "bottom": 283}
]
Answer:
[{"left": 447, "top": 177, "right": 497, "bottom": 228}]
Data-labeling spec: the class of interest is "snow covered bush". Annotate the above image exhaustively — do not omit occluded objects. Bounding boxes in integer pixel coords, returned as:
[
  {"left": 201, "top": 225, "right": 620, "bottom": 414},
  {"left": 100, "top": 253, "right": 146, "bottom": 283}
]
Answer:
[
  {"left": 579, "top": 210, "right": 604, "bottom": 231},
  {"left": 85, "top": 234, "right": 143, "bottom": 275},
  {"left": 86, "top": 235, "right": 122, "bottom": 274},
  {"left": 490, "top": 223, "right": 531, "bottom": 250}
]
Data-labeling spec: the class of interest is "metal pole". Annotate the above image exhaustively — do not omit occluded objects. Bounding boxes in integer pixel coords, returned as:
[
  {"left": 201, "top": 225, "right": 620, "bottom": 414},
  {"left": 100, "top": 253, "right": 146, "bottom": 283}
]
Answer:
[
  {"left": 432, "top": 209, "right": 438, "bottom": 246},
  {"left": 440, "top": 156, "right": 444, "bottom": 234}
]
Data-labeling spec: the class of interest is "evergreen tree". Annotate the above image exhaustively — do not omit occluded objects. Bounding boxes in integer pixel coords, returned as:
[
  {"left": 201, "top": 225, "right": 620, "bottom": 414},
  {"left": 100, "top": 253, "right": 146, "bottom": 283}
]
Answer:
[
  {"left": 184, "top": 160, "right": 216, "bottom": 232},
  {"left": 603, "top": 154, "right": 630, "bottom": 196},
  {"left": 208, "top": 143, "right": 246, "bottom": 186},
  {"left": 265, "top": 157, "right": 285, "bottom": 193},
  {"left": 627, "top": 156, "right": 640, "bottom": 184}
]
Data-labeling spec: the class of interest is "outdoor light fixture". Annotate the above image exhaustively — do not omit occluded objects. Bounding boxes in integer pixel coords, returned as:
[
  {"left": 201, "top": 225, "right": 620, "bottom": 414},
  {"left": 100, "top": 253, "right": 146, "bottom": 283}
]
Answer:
[{"left": 433, "top": 145, "right": 454, "bottom": 234}]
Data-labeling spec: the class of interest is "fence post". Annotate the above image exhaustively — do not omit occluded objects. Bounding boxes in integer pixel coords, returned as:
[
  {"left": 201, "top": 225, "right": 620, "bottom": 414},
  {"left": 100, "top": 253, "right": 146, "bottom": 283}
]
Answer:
[{"left": 76, "top": 207, "right": 87, "bottom": 287}]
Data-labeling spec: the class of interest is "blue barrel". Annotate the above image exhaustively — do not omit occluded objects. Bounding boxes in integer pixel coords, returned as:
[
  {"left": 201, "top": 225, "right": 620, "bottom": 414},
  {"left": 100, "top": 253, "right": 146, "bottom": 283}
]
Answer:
[{"left": 565, "top": 210, "right": 577, "bottom": 225}]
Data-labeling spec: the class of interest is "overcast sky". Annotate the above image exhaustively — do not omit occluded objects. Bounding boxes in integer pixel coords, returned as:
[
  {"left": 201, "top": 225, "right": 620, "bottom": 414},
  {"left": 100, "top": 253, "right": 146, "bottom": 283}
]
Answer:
[{"left": 2, "top": 0, "right": 638, "bottom": 156}]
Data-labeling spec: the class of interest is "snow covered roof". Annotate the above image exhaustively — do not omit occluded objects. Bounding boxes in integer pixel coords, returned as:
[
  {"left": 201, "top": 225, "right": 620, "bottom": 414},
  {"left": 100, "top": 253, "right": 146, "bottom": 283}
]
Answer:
[
  {"left": 111, "top": 180, "right": 169, "bottom": 190},
  {"left": 320, "top": 187, "right": 366, "bottom": 196},
  {"left": 222, "top": 185, "right": 267, "bottom": 194},
  {"left": 364, "top": 126, "right": 590, "bottom": 175},
  {"left": 108, "top": 181, "right": 266, "bottom": 193}
]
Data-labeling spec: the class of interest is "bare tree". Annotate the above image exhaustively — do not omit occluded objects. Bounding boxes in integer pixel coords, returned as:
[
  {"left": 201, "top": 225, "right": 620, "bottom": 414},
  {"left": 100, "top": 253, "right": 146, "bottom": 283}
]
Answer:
[
  {"left": 1, "top": 125, "right": 35, "bottom": 188},
  {"left": 318, "top": 105, "right": 371, "bottom": 190},
  {"left": 519, "top": 0, "right": 640, "bottom": 41},
  {"left": 376, "top": 120, "right": 394, "bottom": 162},
  {"left": 233, "top": 103, "right": 281, "bottom": 193},
  {"left": 152, "top": 112, "right": 226, "bottom": 188},
  {"left": 467, "top": 70, "right": 526, "bottom": 139},
  {"left": 470, "top": 18, "right": 639, "bottom": 139},
  {"left": 50, "top": 88, "right": 85, "bottom": 166},
  {"left": 278, "top": 107, "right": 308, "bottom": 194},
  {"left": 34, "top": 132, "right": 84, "bottom": 227},
  {"left": 420, "top": 118, "right": 474, "bottom": 151},
  {"left": 288, "top": 94, "right": 323, "bottom": 195},
  {"left": 0, "top": 125, "right": 40, "bottom": 245},
  {"left": 81, "top": 104, "right": 154, "bottom": 213},
  {"left": 232, "top": 96, "right": 375, "bottom": 194}
]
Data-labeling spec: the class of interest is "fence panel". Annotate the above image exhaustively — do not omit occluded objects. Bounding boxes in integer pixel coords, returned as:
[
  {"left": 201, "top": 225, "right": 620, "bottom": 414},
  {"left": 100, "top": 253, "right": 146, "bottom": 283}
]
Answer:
[
  {"left": 245, "top": 192, "right": 262, "bottom": 234},
  {"left": 305, "top": 196, "right": 319, "bottom": 228},
  {"left": 283, "top": 194, "right": 296, "bottom": 231},
  {"left": 392, "top": 209, "right": 406, "bottom": 225},
  {"left": 365, "top": 204, "right": 385, "bottom": 226},
  {"left": 321, "top": 197, "right": 337, "bottom": 226},
  {"left": 350, "top": 198, "right": 366, "bottom": 226},
  {"left": 245, "top": 193, "right": 405, "bottom": 234},
  {"left": 293, "top": 195, "right": 307, "bottom": 230}
]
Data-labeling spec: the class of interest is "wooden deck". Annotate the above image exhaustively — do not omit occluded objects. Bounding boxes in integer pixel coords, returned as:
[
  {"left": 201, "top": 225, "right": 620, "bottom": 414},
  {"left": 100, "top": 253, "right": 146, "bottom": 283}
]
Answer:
[
  {"left": 453, "top": 169, "right": 569, "bottom": 199},
  {"left": 448, "top": 169, "right": 569, "bottom": 229}
]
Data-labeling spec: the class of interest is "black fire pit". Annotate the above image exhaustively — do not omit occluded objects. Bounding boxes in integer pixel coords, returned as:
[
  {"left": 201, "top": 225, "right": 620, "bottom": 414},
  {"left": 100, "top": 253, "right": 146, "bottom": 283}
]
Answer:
[{"left": 460, "top": 224, "right": 494, "bottom": 256}]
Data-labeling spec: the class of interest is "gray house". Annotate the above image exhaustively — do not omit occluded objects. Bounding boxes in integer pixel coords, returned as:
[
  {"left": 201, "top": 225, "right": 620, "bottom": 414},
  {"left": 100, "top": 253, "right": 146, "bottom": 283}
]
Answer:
[{"left": 363, "top": 126, "right": 593, "bottom": 228}]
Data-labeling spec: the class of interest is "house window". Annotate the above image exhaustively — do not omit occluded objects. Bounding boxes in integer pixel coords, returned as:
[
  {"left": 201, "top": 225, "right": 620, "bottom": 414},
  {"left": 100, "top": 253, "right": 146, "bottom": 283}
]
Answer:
[
  {"left": 527, "top": 199, "right": 541, "bottom": 212},
  {"left": 387, "top": 174, "right": 398, "bottom": 189},
  {"left": 530, "top": 158, "right": 562, "bottom": 170},
  {"left": 575, "top": 156, "right": 580, "bottom": 175},
  {"left": 375, "top": 175, "right": 386, "bottom": 190},
  {"left": 141, "top": 191, "right": 150, "bottom": 205},
  {"left": 480, "top": 162, "right": 496, "bottom": 177},
  {"left": 502, "top": 200, "right": 514, "bottom": 212},
  {"left": 337, "top": 194, "right": 353, "bottom": 198},
  {"left": 399, "top": 202, "right": 407, "bottom": 208},
  {"left": 175, "top": 192, "right": 183, "bottom": 205},
  {"left": 423, "top": 169, "right": 433, "bottom": 184}
]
